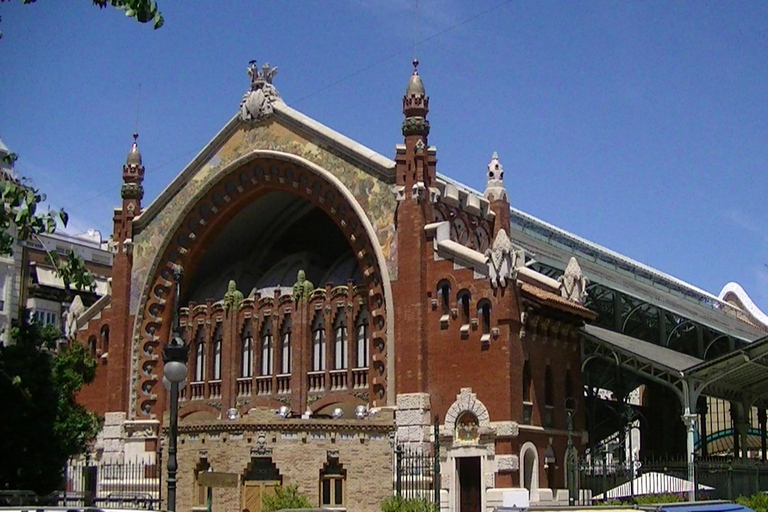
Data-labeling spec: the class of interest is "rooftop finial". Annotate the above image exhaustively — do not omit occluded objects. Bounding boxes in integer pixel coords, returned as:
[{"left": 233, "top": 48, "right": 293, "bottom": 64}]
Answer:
[
  {"left": 484, "top": 152, "right": 507, "bottom": 203},
  {"left": 413, "top": 58, "right": 419, "bottom": 75},
  {"left": 125, "top": 132, "right": 142, "bottom": 167},
  {"left": 239, "top": 59, "right": 281, "bottom": 123}
]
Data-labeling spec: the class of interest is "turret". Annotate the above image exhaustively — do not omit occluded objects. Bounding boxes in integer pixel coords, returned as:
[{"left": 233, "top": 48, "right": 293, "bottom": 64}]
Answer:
[
  {"left": 393, "top": 61, "right": 438, "bottom": 395},
  {"left": 121, "top": 132, "right": 145, "bottom": 215},
  {"left": 484, "top": 152, "right": 510, "bottom": 237},
  {"left": 396, "top": 60, "right": 437, "bottom": 197}
]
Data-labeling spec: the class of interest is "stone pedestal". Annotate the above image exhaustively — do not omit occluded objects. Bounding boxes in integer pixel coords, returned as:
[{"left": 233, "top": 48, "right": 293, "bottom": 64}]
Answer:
[{"left": 395, "top": 393, "right": 432, "bottom": 451}]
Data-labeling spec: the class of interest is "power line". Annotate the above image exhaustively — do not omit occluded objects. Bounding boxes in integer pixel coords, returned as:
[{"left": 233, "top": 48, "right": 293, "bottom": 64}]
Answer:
[{"left": 293, "top": 0, "right": 514, "bottom": 105}]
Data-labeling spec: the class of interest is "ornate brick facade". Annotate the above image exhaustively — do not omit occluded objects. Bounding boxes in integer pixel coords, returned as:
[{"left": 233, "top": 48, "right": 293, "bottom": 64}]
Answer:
[{"left": 73, "top": 62, "right": 596, "bottom": 511}]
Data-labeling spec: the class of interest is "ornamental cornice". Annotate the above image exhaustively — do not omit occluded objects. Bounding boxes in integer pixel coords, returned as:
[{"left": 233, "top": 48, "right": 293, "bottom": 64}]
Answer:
[{"left": 171, "top": 419, "right": 394, "bottom": 435}]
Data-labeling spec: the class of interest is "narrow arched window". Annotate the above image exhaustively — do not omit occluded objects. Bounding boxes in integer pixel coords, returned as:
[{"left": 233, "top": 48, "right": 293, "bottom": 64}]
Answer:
[
  {"left": 457, "top": 290, "right": 471, "bottom": 325},
  {"left": 195, "top": 340, "right": 206, "bottom": 382},
  {"left": 355, "top": 307, "right": 369, "bottom": 368},
  {"left": 544, "top": 364, "right": 554, "bottom": 427},
  {"left": 212, "top": 339, "right": 222, "bottom": 380},
  {"left": 522, "top": 359, "right": 532, "bottom": 425},
  {"left": 545, "top": 365, "right": 554, "bottom": 406},
  {"left": 241, "top": 325, "right": 253, "bottom": 378},
  {"left": 261, "top": 320, "right": 273, "bottom": 376},
  {"left": 477, "top": 299, "right": 492, "bottom": 334},
  {"left": 333, "top": 309, "right": 348, "bottom": 370},
  {"left": 523, "top": 360, "right": 532, "bottom": 402},
  {"left": 437, "top": 280, "right": 451, "bottom": 315},
  {"left": 280, "top": 316, "right": 292, "bottom": 375},
  {"left": 88, "top": 336, "right": 97, "bottom": 357},
  {"left": 312, "top": 312, "right": 326, "bottom": 372},
  {"left": 100, "top": 325, "right": 109, "bottom": 355}
]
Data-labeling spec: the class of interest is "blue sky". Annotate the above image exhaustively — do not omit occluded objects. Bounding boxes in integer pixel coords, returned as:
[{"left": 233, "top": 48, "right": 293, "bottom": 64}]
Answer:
[{"left": 1, "top": 1, "right": 767, "bottom": 312}]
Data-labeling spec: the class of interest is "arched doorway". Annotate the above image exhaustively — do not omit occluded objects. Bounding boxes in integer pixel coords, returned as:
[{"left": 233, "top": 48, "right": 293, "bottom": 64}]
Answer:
[{"left": 521, "top": 443, "right": 538, "bottom": 492}]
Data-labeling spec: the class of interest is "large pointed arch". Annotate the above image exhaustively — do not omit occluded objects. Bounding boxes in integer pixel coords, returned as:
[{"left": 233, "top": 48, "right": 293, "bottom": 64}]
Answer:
[{"left": 131, "top": 150, "right": 394, "bottom": 418}]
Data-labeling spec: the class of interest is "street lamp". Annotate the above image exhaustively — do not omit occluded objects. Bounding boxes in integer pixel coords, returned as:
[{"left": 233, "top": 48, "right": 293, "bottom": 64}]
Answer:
[
  {"left": 163, "top": 265, "right": 188, "bottom": 512},
  {"left": 565, "top": 396, "right": 577, "bottom": 506}
]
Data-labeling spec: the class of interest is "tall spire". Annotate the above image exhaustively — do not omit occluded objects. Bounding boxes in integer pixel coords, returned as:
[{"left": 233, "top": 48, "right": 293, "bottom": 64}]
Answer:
[
  {"left": 122, "top": 132, "right": 145, "bottom": 208},
  {"left": 402, "top": 59, "right": 430, "bottom": 137}
]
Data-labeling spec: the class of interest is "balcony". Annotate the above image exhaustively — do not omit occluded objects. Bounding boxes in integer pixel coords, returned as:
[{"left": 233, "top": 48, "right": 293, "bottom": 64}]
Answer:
[
  {"left": 255, "top": 376, "right": 272, "bottom": 396},
  {"left": 308, "top": 371, "right": 325, "bottom": 392},
  {"left": 276, "top": 374, "right": 290, "bottom": 394},
  {"left": 351, "top": 367, "right": 368, "bottom": 389},
  {"left": 329, "top": 369, "right": 348, "bottom": 391},
  {"left": 237, "top": 377, "right": 252, "bottom": 397},
  {"left": 189, "top": 382, "right": 205, "bottom": 401},
  {"left": 208, "top": 380, "right": 222, "bottom": 399}
]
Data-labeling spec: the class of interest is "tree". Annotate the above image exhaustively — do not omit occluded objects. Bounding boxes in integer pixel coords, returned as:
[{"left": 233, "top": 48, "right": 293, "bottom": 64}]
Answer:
[
  {"left": 0, "top": 0, "right": 164, "bottom": 38},
  {"left": 0, "top": 154, "right": 99, "bottom": 494},
  {"left": 0, "top": 318, "right": 101, "bottom": 494}
]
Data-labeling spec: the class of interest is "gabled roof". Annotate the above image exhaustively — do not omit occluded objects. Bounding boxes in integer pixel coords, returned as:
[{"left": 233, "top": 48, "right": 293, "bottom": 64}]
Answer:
[{"left": 134, "top": 101, "right": 396, "bottom": 232}]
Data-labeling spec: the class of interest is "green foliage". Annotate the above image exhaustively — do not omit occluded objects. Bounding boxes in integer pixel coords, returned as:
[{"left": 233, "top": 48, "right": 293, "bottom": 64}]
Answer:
[
  {"left": 381, "top": 496, "right": 438, "bottom": 512},
  {"left": 91, "top": 0, "right": 163, "bottom": 29},
  {"left": 48, "top": 249, "right": 96, "bottom": 292},
  {"left": 0, "top": 317, "right": 101, "bottom": 494},
  {"left": 632, "top": 493, "right": 682, "bottom": 504},
  {"left": 0, "top": 0, "right": 163, "bottom": 38},
  {"left": 0, "top": 178, "right": 66, "bottom": 256},
  {"left": 737, "top": 493, "right": 768, "bottom": 512},
  {"left": 262, "top": 484, "right": 312, "bottom": 512},
  {"left": 0, "top": 152, "right": 93, "bottom": 291}
]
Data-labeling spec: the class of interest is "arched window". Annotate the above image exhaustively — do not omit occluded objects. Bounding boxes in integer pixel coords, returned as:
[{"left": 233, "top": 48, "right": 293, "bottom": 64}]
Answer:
[
  {"left": 212, "top": 339, "right": 222, "bottom": 380},
  {"left": 457, "top": 290, "right": 471, "bottom": 325},
  {"left": 545, "top": 365, "right": 554, "bottom": 406},
  {"left": 312, "top": 312, "right": 326, "bottom": 372},
  {"left": 477, "top": 299, "right": 492, "bottom": 334},
  {"left": 437, "top": 280, "right": 451, "bottom": 314},
  {"left": 87, "top": 335, "right": 97, "bottom": 357},
  {"left": 100, "top": 325, "right": 109, "bottom": 355},
  {"left": 241, "top": 325, "right": 253, "bottom": 378},
  {"left": 261, "top": 320, "right": 273, "bottom": 376},
  {"left": 544, "top": 364, "right": 554, "bottom": 427},
  {"left": 355, "top": 307, "right": 369, "bottom": 368},
  {"left": 333, "top": 310, "right": 348, "bottom": 370},
  {"left": 195, "top": 340, "right": 206, "bottom": 382},
  {"left": 522, "top": 359, "right": 532, "bottom": 425},
  {"left": 280, "top": 316, "right": 291, "bottom": 375}
]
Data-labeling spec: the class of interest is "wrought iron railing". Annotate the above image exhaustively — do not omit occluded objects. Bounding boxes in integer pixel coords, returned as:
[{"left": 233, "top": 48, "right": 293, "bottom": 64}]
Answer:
[
  {"left": 56, "top": 460, "right": 161, "bottom": 509},
  {"left": 394, "top": 415, "right": 441, "bottom": 507}
]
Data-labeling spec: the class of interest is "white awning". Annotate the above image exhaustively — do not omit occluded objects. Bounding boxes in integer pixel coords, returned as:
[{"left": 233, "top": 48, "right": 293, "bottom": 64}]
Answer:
[{"left": 34, "top": 266, "right": 109, "bottom": 295}]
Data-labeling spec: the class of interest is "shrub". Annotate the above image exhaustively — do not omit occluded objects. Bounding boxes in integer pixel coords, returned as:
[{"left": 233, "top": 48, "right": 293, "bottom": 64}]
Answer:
[
  {"left": 262, "top": 484, "right": 311, "bottom": 512},
  {"left": 381, "top": 495, "right": 438, "bottom": 512},
  {"left": 736, "top": 493, "right": 768, "bottom": 512},
  {"left": 633, "top": 493, "right": 682, "bottom": 504}
]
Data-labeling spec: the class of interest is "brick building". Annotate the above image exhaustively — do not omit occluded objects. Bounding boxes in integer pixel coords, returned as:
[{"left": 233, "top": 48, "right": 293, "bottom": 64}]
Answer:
[{"left": 72, "top": 61, "right": 768, "bottom": 512}]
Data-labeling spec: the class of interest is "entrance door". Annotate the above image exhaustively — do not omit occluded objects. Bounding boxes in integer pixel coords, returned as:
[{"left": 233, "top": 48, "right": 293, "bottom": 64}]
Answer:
[
  {"left": 241, "top": 480, "right": 279, "bottom": 512},
  {"left": 457, "top": 457, "right": 481, "bottom": 512}
]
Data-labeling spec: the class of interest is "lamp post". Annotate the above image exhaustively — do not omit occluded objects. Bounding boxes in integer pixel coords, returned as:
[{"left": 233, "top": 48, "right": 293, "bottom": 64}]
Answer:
[
  {"left": 163, "top": 265, "right": 188, "bottom": 512},
  {"left": 565, "top": 397, "right": 577, "bottom": 506}
]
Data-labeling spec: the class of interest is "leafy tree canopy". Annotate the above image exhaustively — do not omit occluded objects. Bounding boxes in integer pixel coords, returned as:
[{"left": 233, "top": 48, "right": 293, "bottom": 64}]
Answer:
[
  {"left": 0, "top": 318, "right": 101, "bottom": 494},
  {"left": 0, "top": 0, "right": 164, "bottom": 38}
]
